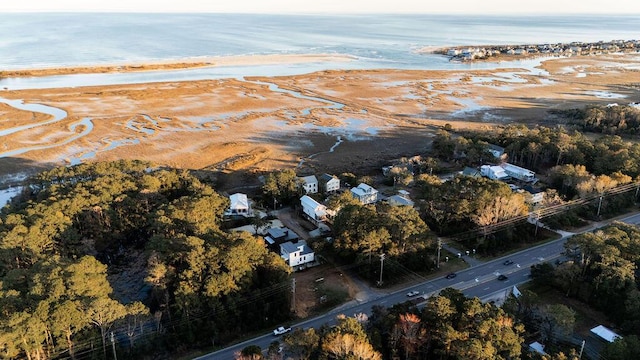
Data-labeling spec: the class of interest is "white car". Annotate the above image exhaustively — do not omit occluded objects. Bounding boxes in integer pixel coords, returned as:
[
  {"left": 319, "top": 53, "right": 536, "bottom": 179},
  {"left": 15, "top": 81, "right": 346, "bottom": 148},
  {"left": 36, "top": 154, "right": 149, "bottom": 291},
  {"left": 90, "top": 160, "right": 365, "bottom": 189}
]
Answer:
[
  {"left": 273, "top": 326, "right": 292, "bottom": 336},
  {"left": 406, "top": 290, "right": 420, "bottom": 297}
]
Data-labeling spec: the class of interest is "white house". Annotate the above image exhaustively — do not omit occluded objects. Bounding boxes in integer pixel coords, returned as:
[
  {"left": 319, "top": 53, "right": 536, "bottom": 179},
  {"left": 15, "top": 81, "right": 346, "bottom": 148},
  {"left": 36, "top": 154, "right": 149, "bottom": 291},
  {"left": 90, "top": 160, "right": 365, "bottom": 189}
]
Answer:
[
  {"left": 522, "top": 186, "right": 545, "bottom": 205},
  {"left": 280, "top": 240, "right": 315, "bottom": 268},
  {"left": 225, "top": 193, "right": 252, "bottom": 217},
  {"left": 350, "top": 183, "right": 379, "bottom": 205},
  {"left": 299, "top": 175, "right": 318, "bottom": 194},
  {"left": 319, "top": 173, "right": 340, "bottom": 193},
  {"left": 300, "top": 195, "right": 328, "bottom": 222},
  {"left": 480, "top": 165, "right": 509, "bottom": 181}
]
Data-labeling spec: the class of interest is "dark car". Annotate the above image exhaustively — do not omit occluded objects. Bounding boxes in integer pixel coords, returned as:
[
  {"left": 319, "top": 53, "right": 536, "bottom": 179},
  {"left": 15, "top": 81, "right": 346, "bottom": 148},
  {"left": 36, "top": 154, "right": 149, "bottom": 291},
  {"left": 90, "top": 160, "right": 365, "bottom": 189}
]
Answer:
[
  {"left": 445, "top": 273, "right": 457, "bottom": 279},
  {"left": 497, "top": 274, "right": 508, "bottom": 281},
  {"left": 503, "top": 260, "right": 514, "bottom": 265}
]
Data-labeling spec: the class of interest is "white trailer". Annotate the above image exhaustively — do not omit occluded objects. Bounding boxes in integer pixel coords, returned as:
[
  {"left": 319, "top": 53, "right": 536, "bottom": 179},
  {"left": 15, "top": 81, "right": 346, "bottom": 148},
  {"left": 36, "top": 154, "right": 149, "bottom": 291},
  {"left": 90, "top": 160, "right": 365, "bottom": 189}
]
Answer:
[{"left": 501, "top": 163, "right": 536, "bottom": 182}]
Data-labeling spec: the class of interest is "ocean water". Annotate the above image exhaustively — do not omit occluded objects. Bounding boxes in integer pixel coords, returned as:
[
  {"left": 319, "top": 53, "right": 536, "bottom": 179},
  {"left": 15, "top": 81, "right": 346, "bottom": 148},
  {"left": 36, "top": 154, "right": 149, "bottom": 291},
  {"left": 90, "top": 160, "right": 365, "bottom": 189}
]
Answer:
[{"left": 0, "top": 13, "right": 639, "bottom": 88}]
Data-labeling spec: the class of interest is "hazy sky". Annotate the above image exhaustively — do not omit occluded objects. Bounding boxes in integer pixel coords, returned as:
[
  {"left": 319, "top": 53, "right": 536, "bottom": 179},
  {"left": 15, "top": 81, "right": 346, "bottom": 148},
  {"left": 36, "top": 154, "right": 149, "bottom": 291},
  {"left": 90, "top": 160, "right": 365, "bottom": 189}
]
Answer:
[{"left": 2, "top": 0, "right": 639, "bottom": 14}]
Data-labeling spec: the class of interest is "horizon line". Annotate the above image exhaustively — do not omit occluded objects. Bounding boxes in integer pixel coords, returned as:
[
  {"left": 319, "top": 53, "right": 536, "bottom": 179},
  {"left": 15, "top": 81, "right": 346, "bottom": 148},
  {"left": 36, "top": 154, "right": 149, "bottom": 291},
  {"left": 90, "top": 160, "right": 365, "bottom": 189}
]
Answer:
[{"left": 1, "top": 10, "right": 639, "bottom": 16}]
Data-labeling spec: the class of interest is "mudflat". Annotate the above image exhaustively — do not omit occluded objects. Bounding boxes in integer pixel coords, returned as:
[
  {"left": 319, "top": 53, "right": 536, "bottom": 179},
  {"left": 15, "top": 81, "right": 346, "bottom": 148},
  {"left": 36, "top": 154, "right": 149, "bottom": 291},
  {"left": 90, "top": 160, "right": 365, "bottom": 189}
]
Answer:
[{"left": 1, "top": 53, "right": 639, "bottom": 191}]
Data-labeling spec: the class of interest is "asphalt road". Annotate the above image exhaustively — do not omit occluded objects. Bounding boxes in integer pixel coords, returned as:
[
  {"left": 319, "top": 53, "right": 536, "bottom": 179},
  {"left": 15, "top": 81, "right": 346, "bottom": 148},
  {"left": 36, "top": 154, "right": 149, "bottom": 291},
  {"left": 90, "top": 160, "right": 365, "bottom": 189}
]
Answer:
[{"left": 195, "top": 211, "right": 640, "bottom": 360}]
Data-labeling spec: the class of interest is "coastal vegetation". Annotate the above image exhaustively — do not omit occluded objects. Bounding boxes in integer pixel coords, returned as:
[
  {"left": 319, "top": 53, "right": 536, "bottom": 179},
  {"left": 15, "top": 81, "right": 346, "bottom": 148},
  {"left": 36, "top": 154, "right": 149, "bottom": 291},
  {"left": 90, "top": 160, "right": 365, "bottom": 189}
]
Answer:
[
  {"left": 3, "top": 118, "right": 640, "bottom": 359},
  {"left": 0, "top": 160, "right": 291, "bottom": 359},
  {"left": 552, "top": 104, "right": 640, "bottom": 136},
  {"left": 242, "top": 289, "right": 525, "bottom": 360},
  {"left": 524, "top": 221, "right": 640, "bottom": 360}
]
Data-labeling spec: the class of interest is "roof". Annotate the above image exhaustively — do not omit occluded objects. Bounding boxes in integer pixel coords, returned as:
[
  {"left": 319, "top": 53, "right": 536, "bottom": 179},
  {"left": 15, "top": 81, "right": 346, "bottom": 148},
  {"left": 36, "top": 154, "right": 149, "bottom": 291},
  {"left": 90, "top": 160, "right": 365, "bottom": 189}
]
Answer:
[
  {"left": 387, "top": 195, "right": 414, "bottom": 206},
  {"left": 462, "top": 167, "right": 481, "bottom": 177},
  {"left": 300, "top": 175, "right": 318, "bottom": 184},
  {"left": 229, "top": 193, "right": 249, "bottom": 209},
  {"left": 529, "top": 342, "right": 547, "bottom": 355},
  {"left": 522, "top": 185, "right": 543, "bottom": 194},
  {"left": 487, "top": 143, "right": 505, "bottom": 153},
  {"left": 319, "top": 173, "right": 338, "bottom": 182},
  {"left": 590, "top": 325, "right": 622, "bottom": 343},
  {"left": 352, "top": 183, "right": 377, "bottom": 195},
  {"left": 301, "top": 195, "right": 323, "bottom": 209},
  {"left": 267, "top": 227, "right": 287, "bottom": 239},
  {"left": 280, "top": 240, "right": 313, "bottom": 255},
  {"left": 267, "top": 227, "right": 298, "bottom": 241}
]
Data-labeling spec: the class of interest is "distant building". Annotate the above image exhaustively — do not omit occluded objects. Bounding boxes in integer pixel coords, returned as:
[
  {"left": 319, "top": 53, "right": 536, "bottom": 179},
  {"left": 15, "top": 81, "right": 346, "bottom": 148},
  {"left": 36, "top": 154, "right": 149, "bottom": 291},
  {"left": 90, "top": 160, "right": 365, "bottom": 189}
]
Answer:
[
  {"left": 350, "top": 183, "right": 379, "bottom": 205},
  {"left": 387, "top": 190, "right": 414, "bottom": 207},
  {"left": 225, "top": 193, "right": 252, "bottom": 217},
  {"left": 319, "top": 173, "right": 340, "bottom": 193},
  {"left": 280, "top": 240, "right": 315, "bottom": 268},
  {"left": 299, "top": 175, "right": 318, "bottom": 194},
  {"left": 486, "top": 144, "right": 507, "bottom": 160}
]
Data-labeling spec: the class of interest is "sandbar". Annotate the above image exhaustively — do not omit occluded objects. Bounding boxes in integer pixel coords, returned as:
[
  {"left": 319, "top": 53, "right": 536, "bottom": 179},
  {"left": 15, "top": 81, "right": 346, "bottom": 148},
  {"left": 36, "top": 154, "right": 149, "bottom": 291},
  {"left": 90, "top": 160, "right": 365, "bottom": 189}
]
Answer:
[{"left": 0, "top": 53, "right": 356, "bottom": 78}]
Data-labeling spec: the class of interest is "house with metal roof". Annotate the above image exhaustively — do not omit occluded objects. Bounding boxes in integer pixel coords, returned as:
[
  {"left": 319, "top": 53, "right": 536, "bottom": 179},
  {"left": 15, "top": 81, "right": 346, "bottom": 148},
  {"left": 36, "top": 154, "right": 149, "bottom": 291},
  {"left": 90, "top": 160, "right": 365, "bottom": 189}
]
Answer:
[
  {"left": 224, "top": 193, "right": 252, "bottom": 217},
  {"left": 350, "top": 183, "right": 379, "bottom": 205},
  {"left": 300, "top": 195, "right": 328, "bottom": 223}
]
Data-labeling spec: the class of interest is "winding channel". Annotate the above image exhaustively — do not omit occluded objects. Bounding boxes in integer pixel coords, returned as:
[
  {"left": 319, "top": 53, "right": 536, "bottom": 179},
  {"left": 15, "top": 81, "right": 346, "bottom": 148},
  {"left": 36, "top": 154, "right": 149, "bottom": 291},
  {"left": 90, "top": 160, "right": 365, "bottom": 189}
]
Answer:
[{"left": 0, "top": 78, "right": 357, "bottom": 165}]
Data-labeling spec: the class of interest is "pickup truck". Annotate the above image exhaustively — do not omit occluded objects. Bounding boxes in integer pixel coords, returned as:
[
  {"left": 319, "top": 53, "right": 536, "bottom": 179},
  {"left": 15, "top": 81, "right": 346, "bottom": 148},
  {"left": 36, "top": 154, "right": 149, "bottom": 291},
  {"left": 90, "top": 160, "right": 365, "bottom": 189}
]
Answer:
[{"left": 273, "top": 326, "right": 292, "bottom": 336}]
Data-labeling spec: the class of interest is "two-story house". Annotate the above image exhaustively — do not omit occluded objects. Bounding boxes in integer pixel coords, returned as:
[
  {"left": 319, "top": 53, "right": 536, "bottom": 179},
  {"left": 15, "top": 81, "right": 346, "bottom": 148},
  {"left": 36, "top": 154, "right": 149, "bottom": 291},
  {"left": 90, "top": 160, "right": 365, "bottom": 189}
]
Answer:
[
  {"left": 319, "top": 173, "right": 340, "bottom": 193},
  {"left": 280, "top": 240, "right": 315, "bottom": 269},
  {"left": 350, "top": 183, "right": 378, "bottom": 205},
  {"left": 299, "top": 175, "right": 318, "bottom": 194}
]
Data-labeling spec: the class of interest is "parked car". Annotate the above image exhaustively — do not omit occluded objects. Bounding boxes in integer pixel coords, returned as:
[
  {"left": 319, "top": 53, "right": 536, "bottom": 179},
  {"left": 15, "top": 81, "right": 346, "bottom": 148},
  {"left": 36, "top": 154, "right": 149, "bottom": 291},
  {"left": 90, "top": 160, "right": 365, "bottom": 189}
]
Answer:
[
  {"left": 445, "top": 273, "right": 457, "bottom": 279},
  {"left": 273, "top": 326, "right": 292, "bottom": 336},
  {"left": 503, "top": 260, "right": 514, "bottom": 265},
  {"left": 497, "top": 274, "right": 508, "bottom": 281},
  {"left": 406, "top": 290, "right": 420, "bottom": 297}
]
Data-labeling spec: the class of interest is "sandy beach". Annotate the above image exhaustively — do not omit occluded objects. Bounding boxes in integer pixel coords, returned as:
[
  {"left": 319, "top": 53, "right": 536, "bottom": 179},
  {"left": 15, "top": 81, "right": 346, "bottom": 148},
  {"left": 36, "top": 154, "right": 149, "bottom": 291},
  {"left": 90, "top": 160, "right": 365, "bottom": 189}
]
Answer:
[
  {"left": 0, "top": 53, "right": 356, "bottom": 78},
  {"left": 1, "top": 53, "right": 639, "bottom": 192}
]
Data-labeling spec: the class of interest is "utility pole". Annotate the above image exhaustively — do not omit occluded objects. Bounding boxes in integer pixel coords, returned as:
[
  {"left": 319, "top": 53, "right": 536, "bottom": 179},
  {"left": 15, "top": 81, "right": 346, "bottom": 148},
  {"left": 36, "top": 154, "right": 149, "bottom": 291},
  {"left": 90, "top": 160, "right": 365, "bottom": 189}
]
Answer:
[
  {"left": 378, "top": 254, "right": 385, "bottom": 287},
  {"left": 291, "top": 278, "right": 296, "bottom": 312},
  {"left": 110, "top": 332, "right": 118, "bottom": 360},
  {"left": 597, "top": 194, "right": 603, "bottom": 217},
  {"left": 578, "top": 339, "right": 585, "bottom": 359},
  {"left": 436, "top": 238, "right": 442, "bottom": 269}
]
